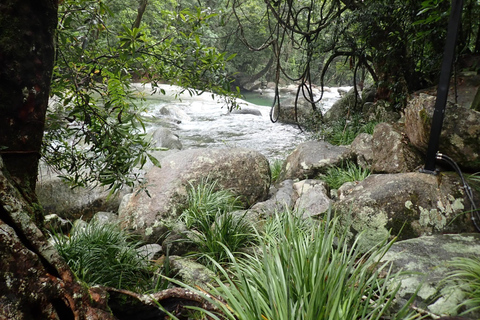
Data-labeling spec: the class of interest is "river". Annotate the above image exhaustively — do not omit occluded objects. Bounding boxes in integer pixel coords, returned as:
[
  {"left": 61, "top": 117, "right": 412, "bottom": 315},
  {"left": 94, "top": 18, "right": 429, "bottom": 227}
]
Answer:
[{"left": 135, "top": 83, "right": 349, "bottom": 161}]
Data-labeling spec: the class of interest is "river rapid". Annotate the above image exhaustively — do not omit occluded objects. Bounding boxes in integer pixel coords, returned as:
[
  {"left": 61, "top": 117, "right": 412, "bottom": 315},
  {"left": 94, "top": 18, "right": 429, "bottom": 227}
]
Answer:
[{"left": 135, "top": 83, "right": 350, "bottom": 161}]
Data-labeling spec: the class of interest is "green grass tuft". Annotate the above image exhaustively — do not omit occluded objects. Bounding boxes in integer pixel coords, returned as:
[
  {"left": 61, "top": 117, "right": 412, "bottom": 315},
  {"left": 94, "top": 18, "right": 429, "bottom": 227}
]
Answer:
[
  {"left": 52, "top": 220, "right": 158, "bottom": 292},
  {"left": 174, "top": 209, "right": 418, "bottom": 320},
  {"left": 180, "top": 179, "right": 256, "bottom": 268},
  {"left": 320, "top": 160, "right": 371, "bottom": 189},
  {"left": 447, "top": 256, "right": 480, "bottom": 315},
  {"left": 270, "top": 158, "right": 284, "bottom": 183}
]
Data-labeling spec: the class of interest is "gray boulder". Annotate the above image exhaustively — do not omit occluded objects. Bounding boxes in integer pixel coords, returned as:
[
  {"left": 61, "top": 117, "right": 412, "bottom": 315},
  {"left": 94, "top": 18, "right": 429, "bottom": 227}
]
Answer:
[
  {"left": 118, "top": 148, "right": 270, "bottom": 242},
  {"left": 362, "top": 100, "right": 401, "bottom": 123},
  {"left": 230, "top": 107, "right": 262, "bottom": 116},
  {"left": 168, "top": 256, "right": 216, "bottom": 289},
  {"left": 334, "top": 172, "right": 476, "bottom": 253},
  {"left": 150, "top": 127, "right": 182, "bottom": 150},
  {"left": 36, "top": 165, "right": 124, "bottom": 222},
  {"left": 279, "top": 141, "right": 351, "bottom": 181},
  {"left": 404, "top": 93, "right": 480, "bottom": 171},
  {"left": 371, "top": 122, "right": 423, "bottom": 173},
  {"left": 249, "top": 179, "right": 297, "bottom": 219},
  {"left": 381, "top": 233, "right": 480, "bottom": 318},
  {"left": 350, "top": 133, "right": 374, "bottom": 170},
  {"left": 324, "top": 88, "right": 361, "bottom": 122},
  {"left": 293, "top": 179, "right": 330, "bottom": 219}
]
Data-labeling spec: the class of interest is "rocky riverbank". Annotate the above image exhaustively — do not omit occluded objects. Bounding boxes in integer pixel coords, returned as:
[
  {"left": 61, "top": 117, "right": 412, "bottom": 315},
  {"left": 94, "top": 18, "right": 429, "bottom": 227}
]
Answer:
[{"left": 38, "top": 81, "right": 480, "bottom": 318}]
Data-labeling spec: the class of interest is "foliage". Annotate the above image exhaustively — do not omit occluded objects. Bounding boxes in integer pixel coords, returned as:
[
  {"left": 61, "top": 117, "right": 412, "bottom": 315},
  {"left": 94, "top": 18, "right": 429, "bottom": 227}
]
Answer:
[
  {"left": 45, "top": 0, "right": 239, "bottom": 192},
  {"left": 466, "top": 172, "right": 480, "bottom": 193},
  {"left": 176, "top": 210, "right": 419, "bottom": 320},
  {"left": 320, "top": 161, "right": 371, "bottom": 190},
  {"left": 310, "top": 115, "right": 378, "bottom": 146},
  {"left": 180, "top": 179, "right": 255, "bottom": 268},
  {"left": 447, "top": 256, "right": 480, "bottom": 315},
  {"left": 51, "top": 220, "right": 158, "bottom": 292},
  {"left": 270, "top": 158, "right": 284, "bottom": 183}
]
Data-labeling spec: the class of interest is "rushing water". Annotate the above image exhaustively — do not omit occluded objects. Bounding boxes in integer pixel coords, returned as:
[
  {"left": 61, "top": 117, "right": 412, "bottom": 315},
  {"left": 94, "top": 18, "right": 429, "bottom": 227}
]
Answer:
[{"left": 136, "top": 84, "right": 349, "bottom": 161}]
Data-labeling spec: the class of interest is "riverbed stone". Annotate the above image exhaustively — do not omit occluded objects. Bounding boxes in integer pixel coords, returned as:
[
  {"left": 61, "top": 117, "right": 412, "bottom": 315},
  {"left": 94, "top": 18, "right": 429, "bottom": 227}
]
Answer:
[
  {"left": 293, "top": 179, "right": 330, "bottom": 219},
  {"left": 333, "top": 172, "right": 476, "bottom": 253},
  {"left": 168, "top": 256, "right": 216, "bottom": 289},
  {"left": 118, "top": 148, "right": 271, "bottom": 242},
  {"left": 248, "top": 179, "right": 297, "bottom": 221},
  {"left": 381, "top": 233, "right": 480, "bottom": 318},
  {"left": 350, "top": 133, "right": 373, "bottom": 169},
  {"left": 404, "top": 93, "right": 480, "bottom": 171},
  {"left": 371, "top": 122, "right": 423, "bottom": 173},
  {"left": 36, "top": 164, "right": 124, "bottom": 222},
  {"left": 151, "top": 127, "right": 182, "bottom": 150},
  {"left": 279, "top": 141, "right": 351, "bottom": 181}
]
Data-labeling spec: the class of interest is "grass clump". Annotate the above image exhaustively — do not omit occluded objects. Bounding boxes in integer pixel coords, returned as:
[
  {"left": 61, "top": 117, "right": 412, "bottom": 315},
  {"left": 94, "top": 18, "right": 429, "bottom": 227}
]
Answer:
[
  {"left": 320, "top": 160, "right": 371, "bottom": 189},
  {"left": 180, "top": 179, "right": 256, "bottom": 268},
  {"left": 181, "top": 210, "right": 417, "bottom": 320},
  {"left": 309, "top": 115, "right": 378, "bottom": 146},
  {"left": 52, "top": 220, "right": 156, "bottom": 292},
  {"left": 447, "top": 256, "right": 480, "bottom": 315},
  {"left": 270, "top": 158, "right": 284, "bottom": 183}
]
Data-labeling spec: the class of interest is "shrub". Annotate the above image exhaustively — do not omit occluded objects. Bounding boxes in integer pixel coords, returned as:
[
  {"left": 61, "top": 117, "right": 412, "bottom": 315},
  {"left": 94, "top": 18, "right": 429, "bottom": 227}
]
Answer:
[{"left": 52, "top": 220, "right": 157, "bottom": 292}]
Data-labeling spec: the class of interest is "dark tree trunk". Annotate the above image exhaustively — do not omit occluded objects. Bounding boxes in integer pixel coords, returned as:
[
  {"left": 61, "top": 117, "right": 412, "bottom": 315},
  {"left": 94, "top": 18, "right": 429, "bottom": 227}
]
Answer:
[
  {"left": 132, "top": 0, "right": 148, "bottom": 29},
  {"left": 0, "top": 1, "right": 117, "bottom": 318},
  {"left": 0, "top": 0, "right": 57, "bottom": 209}
]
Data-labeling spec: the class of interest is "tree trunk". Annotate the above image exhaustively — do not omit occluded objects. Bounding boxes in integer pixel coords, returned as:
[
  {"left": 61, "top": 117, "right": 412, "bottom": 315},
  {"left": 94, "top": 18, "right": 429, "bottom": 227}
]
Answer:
[
  {"left": 0, "top": 0, "right": 56, "bottom": 210},
  {"left": 132, "top": 0, "right": 148, "bottom": 29},
  {"left": 0, "top": 1, "right": 116, "bottom": 318}
]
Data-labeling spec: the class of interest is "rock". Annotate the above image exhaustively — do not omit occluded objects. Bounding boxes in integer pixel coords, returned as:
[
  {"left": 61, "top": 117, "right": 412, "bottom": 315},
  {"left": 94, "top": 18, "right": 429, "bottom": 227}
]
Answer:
[
  {"left": 334, "top": 172, "right": 476, "bottom": 253},
  {"left": 136, "top": 243, "right": 163, "bottom": 260},
  {"left": 249, "top": 179, "right": 297, "bottom": 220},
  {"left": 350, "top": 133, "right": 374, "bottom": 170},
  {"left": 276, "top": 96, "right": 322, "bottom": 126},
  {"left": 371, "top": 122, "right": 423, "bottom": 173},
  {"left": 118, "top": 148, "right": 271, "bottom": 242},
  {"left": 404, "top": 93, "right": 480, "bottom": 171},
  {"left": 168, "top": 256, "right": 216, "bottom": 289},
  {"left": 381, "top": 234, "right": 480, "bottom": 318},
  {"left": 162, "top": 227, "right": 199, "bottom": 257},
  {"left": 159, "top": 105, "right": 191, "bottom": 123},
  {"left": 91, "top": 211, "right": 119, "bottom": 225},
  {"left": 150, "top": 127, "right": 182, "bottom": 150},
  {"left": 36, "top": 164, "right": 124, "bottom": 222},
  {"left": 324, "top": 88, "right": 361, "bottom": 122},
  {"left": 362, "top": 100, "right": 401, "bottom": 123},
  {"left": 230, "top": 107, "right": 262, "bottom": 116},
  {"left": 293, "top": 179, "right": 330, "bottom": 219},
  {"left": 279, "top": 141, "right": 351, "bottom": 181}
]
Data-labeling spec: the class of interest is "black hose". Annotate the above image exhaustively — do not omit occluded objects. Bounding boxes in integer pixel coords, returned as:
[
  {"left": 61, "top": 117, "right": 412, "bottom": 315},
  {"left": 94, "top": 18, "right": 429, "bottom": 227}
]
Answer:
[{"left": 436, "top": 152, "right": 480, "bottom": 232}]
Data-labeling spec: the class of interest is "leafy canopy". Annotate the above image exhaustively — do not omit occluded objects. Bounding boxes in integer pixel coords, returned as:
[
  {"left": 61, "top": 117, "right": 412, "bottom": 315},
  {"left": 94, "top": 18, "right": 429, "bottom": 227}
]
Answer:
[{"left": 45, "top": 0, "right": 239, "bottom": 192}]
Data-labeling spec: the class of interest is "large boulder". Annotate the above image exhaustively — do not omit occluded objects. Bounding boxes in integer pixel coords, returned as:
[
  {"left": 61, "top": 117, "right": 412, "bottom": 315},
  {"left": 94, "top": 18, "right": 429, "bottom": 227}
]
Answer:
[
  {"left": 371, "top": 123, "right": 423, "bottom": 173},
  {"left": 350, "top": 133, "right": 374, "bottom": 170},
  {"left": 279, "top": 141, "right": 351, "bottom": 181},
  {"left": 150, "top": 127, "right": 182, "bottom": 150},
  {"left": 334, "top": 172, "right": 476, "bottom": 253},
  {"left": 118, "top": 148, "right": 270, "bottom": 242},
  {"left": 404, "top": 93, "right": 480, "bottom": 171},
  {"left": 381, "top": 233, "right": 480, "bottom": 318},
  {"left": 36, "top": 165, "right": 124, "bottom": 222}
]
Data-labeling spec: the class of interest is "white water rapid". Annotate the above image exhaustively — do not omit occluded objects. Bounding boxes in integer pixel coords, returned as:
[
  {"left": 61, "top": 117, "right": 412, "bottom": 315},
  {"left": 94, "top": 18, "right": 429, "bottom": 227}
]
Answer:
[{"left": 136, "top": 84, "right": 350, "bottom": 161}]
